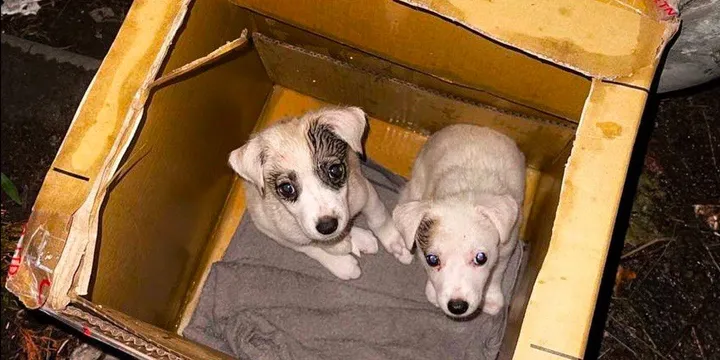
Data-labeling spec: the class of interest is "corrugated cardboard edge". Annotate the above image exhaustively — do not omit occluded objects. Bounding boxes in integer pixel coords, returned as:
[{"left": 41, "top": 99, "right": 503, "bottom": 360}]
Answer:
[
  {"left": 397, "top": 0, "right": 680, "bottom": 85},
  {"left": 48, "top": 305, "right": 184, "bottom": 360},
  {"left": 42, "top": 295, "right": 231, "bottom": 360}
]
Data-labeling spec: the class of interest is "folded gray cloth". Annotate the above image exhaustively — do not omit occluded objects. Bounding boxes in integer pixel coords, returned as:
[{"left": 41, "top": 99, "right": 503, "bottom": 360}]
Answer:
[{"left": 184, "top": 161, "right": 526, "bottom": 360}]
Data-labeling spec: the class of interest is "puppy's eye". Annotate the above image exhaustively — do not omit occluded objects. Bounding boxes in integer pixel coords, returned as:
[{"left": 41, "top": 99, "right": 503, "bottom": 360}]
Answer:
[
  {"left": 425, "top": 254, "right": 440, "bottom": 267},
  {"left": 473, "top": 252, "right": 488, "bottom": 266},
  {"left": 277, "top": 182, "right": 296, "bottom": 198},
  {"left": 327, "top": 163, "right": 345, "bottom": 180}
]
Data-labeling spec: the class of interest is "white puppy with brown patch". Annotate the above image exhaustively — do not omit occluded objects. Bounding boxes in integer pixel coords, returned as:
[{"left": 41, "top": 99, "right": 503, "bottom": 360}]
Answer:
[
  {"left": 393, "top": 124, "right": 525, "bottom": 318},
  {"left": 229, "top": 107, "right": 412, "bottom": 280}
]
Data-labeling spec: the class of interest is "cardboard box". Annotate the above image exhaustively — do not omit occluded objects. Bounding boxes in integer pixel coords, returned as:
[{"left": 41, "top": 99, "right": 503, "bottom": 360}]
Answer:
[{"left": 6, "top": 0, "right": 678, "bottom": 358}]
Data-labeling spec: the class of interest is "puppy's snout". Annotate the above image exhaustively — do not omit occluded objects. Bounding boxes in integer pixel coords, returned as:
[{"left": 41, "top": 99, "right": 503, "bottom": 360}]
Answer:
[
  {"left": 447, "top": 299, "right": 469, "bottom": 315},
  {"left": 316, "top": 216, "right": 339, "bottom": 235}
]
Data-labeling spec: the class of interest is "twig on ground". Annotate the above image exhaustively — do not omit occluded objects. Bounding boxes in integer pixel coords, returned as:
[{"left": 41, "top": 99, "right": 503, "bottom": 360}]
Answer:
[
  {"left": 630, "top": 237, "right": 674, "bottom": 297},
  {"left": 57, "top": 338, "right": 70, "bottom": 356},
  {"left": 609, "top": 315, "right": 671, "bottom": 360},
  {"left": 622, "top": 237, "right": 673, "bottom": 260},
  {"left": 624, "top": 302, "right": 661, "bottom": 351},
  {"left": 606, "top": 330, "right": 639, "bottom": 359},
  {"left": 701, "top": 111, "right": 720, "bottom": 184},
  {"left": 691, "top": 327, "right": 707, "bottom": 360},
  {"left": 668, "top": 295, "right": 712, "bottom": 355},
  {"left": 697, "top": 236, "right": 720, "bottom": 274},
  {"left": 20, "top": 327, "right": 41, "bottom": 360},
  {"left": 598, "top": 348, "right": 612, "bottom": 359}
]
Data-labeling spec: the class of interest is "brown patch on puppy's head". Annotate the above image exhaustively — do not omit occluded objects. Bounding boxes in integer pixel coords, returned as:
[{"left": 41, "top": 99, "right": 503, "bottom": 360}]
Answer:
[{"left": 415, "top": 216, "right": 435, "bottom": 254}]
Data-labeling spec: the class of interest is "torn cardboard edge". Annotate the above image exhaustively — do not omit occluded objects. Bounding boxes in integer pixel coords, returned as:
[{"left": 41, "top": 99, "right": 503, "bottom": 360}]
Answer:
[
  {"left": 67, "top": 29, "right": 251, "bottom": 307},
  {"left": 150, "top": 30, "right": 249, "bottom": 89},
  {"left": 397, "top": 0, "right": 680, "bottom": 86},
  {"left": 48, "top": 0, "right": 196, "bottom": 309},
  {"left": 40, "top": 2, "right": 249, "bottom": 310}
]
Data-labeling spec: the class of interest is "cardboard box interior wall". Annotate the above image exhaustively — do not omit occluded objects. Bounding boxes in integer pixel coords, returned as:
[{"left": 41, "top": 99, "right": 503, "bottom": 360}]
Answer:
[{"left": 5, "top": 0, "right": 679, "bottom": 359}]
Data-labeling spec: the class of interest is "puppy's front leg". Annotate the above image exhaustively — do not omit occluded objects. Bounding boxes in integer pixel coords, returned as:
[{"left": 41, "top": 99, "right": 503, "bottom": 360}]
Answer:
[
  {"left": 297, "top": 246, "right": 362, "bottom": 280},
  {"left": 483, "top": 254, "right": 509, "bottom": 315},
  {"left": 361, "top": 179, "right": 413, "bottom": 264},
  {"left": 484, "top": 226, "right": 519, "bottom": 315},
  {"left": 317, "top": 227, "right": 379, "bottom": 256},
  {"left": 483, "top": 246, "right": 517, "bottom": 316},
  {"left": 348, "top": 227, "right": 379, "bottom": 256}
]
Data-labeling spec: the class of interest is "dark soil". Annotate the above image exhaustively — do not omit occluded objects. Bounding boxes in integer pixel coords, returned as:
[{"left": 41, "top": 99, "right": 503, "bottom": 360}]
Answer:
[
  {"left": 0, "top": 43, "right": 96, "bottom": 221},
  {"left": 598, "top": 83, "right": 720, "bottom": 360},
  {"left": 2, "top": 0, "right": 133, "bottom": 59},
  {"left": 0, "top": 42, "right": 97, "bottom": 359}
]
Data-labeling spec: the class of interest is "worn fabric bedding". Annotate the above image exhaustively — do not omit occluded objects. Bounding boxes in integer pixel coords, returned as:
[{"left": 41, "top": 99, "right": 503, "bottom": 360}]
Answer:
[{"left": 184, "top": 160, "right": 526, "bottom": 360}]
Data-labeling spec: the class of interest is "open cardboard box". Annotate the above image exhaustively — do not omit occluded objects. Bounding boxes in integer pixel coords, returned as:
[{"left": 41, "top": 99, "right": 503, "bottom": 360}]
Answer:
[{"left": 6, "top": 0, "right": 679, "bottom": 359}]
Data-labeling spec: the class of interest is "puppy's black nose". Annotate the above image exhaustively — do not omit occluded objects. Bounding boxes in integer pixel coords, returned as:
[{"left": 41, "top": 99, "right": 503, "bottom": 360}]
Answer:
[
  {"left": 316, "top": 217, "right": 339, "bottom": 235},
  {"left": 447, "top": 299, "right": 469, "bottom": 315}
]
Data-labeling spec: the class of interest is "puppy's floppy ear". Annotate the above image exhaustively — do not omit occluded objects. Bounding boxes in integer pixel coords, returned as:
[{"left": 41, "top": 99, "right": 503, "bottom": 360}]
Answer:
[
  {"left": 475, "top": 194, "right": 520, "bottom": 244},
  {"left": 393, "top": 201, "right": 430, "bottom": 250},
  {"left": 317, "top": 106, "right": 367, "bottom": 155},
  {"left": 228, "top": 137, "right": 265, "bottom": 196}
]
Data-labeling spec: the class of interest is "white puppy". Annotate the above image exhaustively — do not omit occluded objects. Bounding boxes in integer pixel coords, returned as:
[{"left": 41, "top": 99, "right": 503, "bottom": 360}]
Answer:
[
  {"left": 229, "top": 107, "right": 413, "bottom": 280},
  {"left": 393, "top": 124, "right": 525, "bottom": 318}
]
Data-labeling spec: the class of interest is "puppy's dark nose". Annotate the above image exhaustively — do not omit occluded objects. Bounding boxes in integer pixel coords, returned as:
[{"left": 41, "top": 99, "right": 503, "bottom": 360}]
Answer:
[
  {"left": 316, "top": 217, "right": 339, "bottom": 235},
  {"left": 447, "top": 299, "right": 469, "bottom": 315}
]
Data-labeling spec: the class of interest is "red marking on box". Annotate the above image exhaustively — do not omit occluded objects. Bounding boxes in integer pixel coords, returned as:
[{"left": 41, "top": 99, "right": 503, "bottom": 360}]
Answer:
[
  {"left": 8, "top": 247, "right": 22, "bottom": 276},
  {"left": 37, "top": 278, "right": 51, "bottom": 303},
  {"left": 653, "top": 0, "right": 678, "bottom": 16}
]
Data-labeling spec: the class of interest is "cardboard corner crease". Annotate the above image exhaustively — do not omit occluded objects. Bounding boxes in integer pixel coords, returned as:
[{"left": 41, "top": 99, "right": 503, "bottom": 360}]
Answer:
[{"left": 4, "top": 0, "right": 680, "bottom": 359}]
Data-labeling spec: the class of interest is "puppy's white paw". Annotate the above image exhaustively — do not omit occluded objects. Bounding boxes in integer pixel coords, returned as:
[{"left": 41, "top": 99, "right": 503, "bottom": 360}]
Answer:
[
  {"left": 349, "top": 227, "right": 379, "bottom": 256},
  {"left": 323, "top": 238, "right": 353, "bottom": 255},
  {"left": 376, "top": 222, "right": 413, "bottom": 264},
  {"left": 394, "top": 249, "right": 414, "bottom": 265},
  {"left": 482, "top": 287, "right": 504, "bottom": 315},
  {"left": 322, "top": 254, "right": 362, "bottom": 280},
  {"left": 425, "top": 280, "right": 439, "bottom": 307}
]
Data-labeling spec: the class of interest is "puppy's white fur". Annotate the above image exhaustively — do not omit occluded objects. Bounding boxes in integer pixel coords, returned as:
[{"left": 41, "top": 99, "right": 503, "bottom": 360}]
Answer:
[
  {"left": 394, "top": 124, "right": 525, "bottom": 318},
  {"left": 229, "top": 107, "right": 412, "bottom": 280}
]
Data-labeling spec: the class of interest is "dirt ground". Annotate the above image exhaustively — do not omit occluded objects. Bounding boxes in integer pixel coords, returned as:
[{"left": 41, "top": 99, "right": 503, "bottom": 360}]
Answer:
[
  {"left": 1, "top": 1, "right": 719, "bottom": 359},
  {"left": 2, "top": 0, "right": 134, "bottom": 59}
]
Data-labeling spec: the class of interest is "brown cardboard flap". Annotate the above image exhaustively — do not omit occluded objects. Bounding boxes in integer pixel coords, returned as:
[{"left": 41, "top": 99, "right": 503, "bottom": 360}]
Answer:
[
  {"left": 251, "top": 14, "right": 577, "bottom": 124},
  {"left": 254, "top": 33, "right": 575, "bottom": 170},
  {"left": 87, "top": 2, "right": 270, "bottom": 328},
  {"left": 45, "top": 0, "right": 195, "bottom": 311},
  {"left": 397, "top": 0, "right": 678, "bottom": 81},
  {"left": 231, "top": 0, "right": 591, "bottom": 122}
]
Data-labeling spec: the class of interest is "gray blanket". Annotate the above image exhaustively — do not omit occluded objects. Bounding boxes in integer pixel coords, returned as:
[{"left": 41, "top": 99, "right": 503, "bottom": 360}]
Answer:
[{"left": 184, "top": 161, "right": 525, "bottom": 360}]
